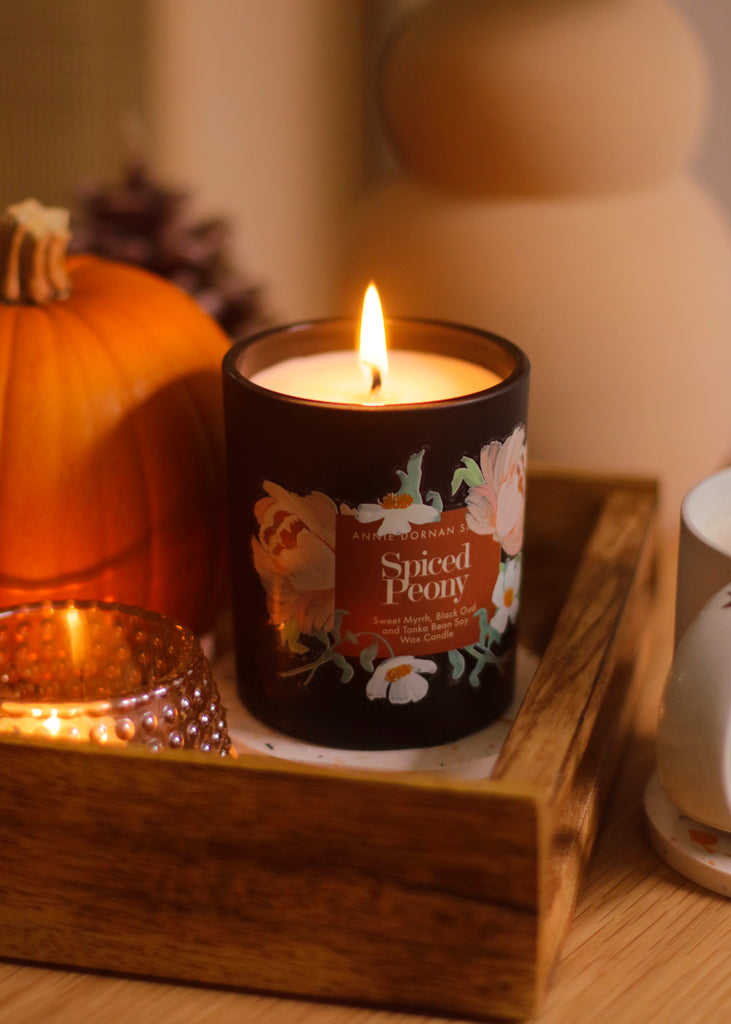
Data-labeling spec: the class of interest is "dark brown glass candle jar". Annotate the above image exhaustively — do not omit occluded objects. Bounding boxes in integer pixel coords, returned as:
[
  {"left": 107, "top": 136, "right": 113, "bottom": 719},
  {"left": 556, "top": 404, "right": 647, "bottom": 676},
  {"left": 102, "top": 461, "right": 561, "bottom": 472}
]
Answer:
[{"left": 223, "top": 318, "right": 529, "bottom": 749}]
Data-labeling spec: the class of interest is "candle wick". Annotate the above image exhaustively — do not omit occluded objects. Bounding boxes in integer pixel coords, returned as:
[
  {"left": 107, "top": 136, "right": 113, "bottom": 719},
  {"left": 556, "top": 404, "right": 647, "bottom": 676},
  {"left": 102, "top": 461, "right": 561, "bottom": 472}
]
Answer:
[{"left": 366, "top": 363, "right": 382, "bottom": 394}]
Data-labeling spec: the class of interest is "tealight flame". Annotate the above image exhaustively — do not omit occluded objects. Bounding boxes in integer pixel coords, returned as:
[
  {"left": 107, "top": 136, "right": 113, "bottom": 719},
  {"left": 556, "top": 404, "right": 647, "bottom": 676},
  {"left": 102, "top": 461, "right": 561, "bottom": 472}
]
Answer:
[
  {"left": 44, "top": 713, "right": 61, "bottom": 737},
  {"left": 359, "top": 283, "right": 388, "bottom": 396},
  {"left": 66, "top": 606, "right": 89, "bottom": 665}
]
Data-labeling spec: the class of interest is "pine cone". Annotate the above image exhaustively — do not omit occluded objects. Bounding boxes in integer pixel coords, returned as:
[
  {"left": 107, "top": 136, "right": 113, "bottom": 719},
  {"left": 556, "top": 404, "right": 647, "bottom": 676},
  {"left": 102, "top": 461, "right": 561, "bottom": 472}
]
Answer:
[{"left": 72, "top": 162, "right": 263, "bottom": 340}]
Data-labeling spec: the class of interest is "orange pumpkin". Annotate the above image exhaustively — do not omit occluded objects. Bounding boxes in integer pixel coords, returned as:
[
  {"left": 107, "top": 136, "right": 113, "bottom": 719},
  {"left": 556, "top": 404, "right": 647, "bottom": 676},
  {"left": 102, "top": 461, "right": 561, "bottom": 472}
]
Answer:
[{"left": 0, "top": 199, "right": 231, "bottom": 633}]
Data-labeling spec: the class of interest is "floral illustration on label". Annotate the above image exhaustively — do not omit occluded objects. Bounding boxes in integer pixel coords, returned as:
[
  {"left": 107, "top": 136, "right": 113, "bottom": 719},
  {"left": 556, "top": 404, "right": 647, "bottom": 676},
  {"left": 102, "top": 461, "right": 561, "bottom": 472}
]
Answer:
[
  {"left": 251, "top": 483, "right": 337, "bottom": 654},
  {"left": 353, "top": 449, "right": 442, "bottom": 536},
  {"left": 250, "top": 425, "right": 526, "bottom": 705}
]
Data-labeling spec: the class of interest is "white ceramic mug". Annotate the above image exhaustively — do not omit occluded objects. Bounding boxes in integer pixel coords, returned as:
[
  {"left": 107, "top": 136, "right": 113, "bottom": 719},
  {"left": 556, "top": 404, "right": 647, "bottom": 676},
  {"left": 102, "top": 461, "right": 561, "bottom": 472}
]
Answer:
[
  {"left": 674, "top": 466, "right": 731, "bottom": 646},
  {"left": 657, "top": 583, "right": 731, "bottom": 830}
]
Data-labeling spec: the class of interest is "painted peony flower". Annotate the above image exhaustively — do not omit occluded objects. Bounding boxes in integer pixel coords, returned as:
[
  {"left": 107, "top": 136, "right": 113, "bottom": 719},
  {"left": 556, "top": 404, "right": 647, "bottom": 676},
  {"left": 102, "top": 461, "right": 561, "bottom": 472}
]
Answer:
[
  {"left": 365, "top": 656, "right": 437, "bottom": 704},
  {"left": 355, "top": 492, "right": 440, "bottom": 537},
  {"left": 490, "top": 557, "right": 522, "bottom": 634},
  {"left": 251, "top": 482, "right": 336, "bottom": 648},
  {"left": 465, "top": 426, "right": 526, "bottom": 556}
]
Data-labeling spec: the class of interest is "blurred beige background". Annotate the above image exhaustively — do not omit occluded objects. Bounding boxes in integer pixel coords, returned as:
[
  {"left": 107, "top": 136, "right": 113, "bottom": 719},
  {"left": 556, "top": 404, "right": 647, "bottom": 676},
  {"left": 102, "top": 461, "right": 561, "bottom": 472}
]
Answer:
[
  {"left": 0, "top": 0, "right": 373, "bottom": 320},
  {"left": 0, "top": 0, "right": 728, "bottom": 323}
]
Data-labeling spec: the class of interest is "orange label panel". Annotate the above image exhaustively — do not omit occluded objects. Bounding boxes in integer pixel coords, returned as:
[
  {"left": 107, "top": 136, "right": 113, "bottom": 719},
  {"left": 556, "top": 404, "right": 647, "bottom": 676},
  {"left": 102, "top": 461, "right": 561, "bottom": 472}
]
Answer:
[{"left": 335, "top": 508, "right": 500, "bottom": 656}]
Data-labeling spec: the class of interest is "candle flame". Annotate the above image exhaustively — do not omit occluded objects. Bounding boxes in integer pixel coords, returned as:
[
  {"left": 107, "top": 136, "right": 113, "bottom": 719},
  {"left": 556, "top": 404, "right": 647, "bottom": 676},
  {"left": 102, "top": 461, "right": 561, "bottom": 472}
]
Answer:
[
  {"left": 44, "top": 713, "right": 61, "bottom": 737},
  {"left": 66, "top": 606, "right": 89, "bottom": 666},
  {"left": 359, "top": 283, "right": 388, "bottom": 395}
]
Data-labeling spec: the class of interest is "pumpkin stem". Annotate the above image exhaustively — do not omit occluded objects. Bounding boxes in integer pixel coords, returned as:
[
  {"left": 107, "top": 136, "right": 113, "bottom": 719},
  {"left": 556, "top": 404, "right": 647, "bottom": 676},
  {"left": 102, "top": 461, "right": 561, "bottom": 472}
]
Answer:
[{"left": 0, "top": 199, "right": 71, "bottom": 304}]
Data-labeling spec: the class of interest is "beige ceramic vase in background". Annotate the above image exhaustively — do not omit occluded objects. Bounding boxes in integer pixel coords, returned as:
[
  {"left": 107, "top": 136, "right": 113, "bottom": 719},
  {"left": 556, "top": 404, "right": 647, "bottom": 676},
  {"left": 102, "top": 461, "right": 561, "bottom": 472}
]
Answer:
[{"left": 339, "top": 0, "right": 731, "bottom": 523}]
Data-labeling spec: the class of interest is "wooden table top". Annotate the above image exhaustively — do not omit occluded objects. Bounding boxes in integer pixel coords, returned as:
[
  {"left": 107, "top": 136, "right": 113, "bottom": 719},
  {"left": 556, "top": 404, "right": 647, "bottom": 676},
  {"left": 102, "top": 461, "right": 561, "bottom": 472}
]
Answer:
[{"left": 2, "top": 541, "right": 730, "bottom": 1024}]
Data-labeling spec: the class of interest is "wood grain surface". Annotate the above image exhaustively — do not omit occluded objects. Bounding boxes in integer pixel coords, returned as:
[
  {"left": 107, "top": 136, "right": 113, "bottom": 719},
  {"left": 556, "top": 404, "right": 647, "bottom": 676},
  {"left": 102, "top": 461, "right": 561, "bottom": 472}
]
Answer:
[
  {"left": 3, "top": 474, "right": 723, "bottom": 1024},
  {"left": 2, "top": 535, "right": 727, "bottom": 1024},
  {"left": 0, "top": 471, "right": 657, "bottom": 1020}
]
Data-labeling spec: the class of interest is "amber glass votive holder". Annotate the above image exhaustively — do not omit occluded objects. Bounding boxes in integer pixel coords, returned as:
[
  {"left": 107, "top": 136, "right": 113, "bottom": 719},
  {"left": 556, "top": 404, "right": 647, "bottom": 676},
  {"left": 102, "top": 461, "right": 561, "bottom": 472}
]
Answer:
[{"left": 0, "top": 600, "right": 235, "bottom": 756}]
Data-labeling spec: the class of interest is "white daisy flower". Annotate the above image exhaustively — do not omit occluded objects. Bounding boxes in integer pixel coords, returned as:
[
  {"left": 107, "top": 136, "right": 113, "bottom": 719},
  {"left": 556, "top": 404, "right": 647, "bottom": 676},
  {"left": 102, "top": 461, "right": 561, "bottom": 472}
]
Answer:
[
  {"left": 490, "top": 557, "right": 521, "bottom": 635},
  {"left": 355, "top": 492, "right": 440, "bottom": 536},
  {"left": 366, "top": 656, "right": 437, "bottom": 704}
]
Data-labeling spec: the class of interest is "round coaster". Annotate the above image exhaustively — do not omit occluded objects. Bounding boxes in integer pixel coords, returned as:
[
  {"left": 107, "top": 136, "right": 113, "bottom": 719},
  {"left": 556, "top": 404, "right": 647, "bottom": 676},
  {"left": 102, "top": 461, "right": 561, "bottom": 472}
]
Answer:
[
  {"left": 644, "top": 772, "right": 731, "bottom": 897},
  {"left": 217, "top": 646, "right": 538, "bottom": 779}
]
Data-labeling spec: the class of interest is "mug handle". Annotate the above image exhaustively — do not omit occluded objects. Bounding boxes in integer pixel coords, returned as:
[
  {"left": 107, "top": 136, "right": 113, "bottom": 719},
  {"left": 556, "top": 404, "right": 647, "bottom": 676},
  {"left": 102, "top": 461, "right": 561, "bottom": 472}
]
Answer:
[{"left": 657, "top": 582, "right": 731, "bottom": 831}]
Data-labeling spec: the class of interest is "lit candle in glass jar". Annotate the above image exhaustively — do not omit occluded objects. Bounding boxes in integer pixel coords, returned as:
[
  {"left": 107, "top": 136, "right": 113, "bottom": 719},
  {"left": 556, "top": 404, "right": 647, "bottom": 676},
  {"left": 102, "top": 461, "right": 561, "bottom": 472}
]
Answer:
[
  {"left": 223, "top": 285, "right": 530, "bottom": 750},
  {"left": 250, "top": 284, "right": 502, "bottom": 405}
]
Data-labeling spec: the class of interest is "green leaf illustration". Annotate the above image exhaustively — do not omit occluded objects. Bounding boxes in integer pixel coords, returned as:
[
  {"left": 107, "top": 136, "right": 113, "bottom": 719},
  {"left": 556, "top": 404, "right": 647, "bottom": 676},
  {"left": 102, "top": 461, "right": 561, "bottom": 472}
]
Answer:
[
  {"left": 360, "top": 639, "right": 379, "bottom": 673},
  {"left": 281, "top": 615, "right": 308, "bottom": 654},
  {"left": 450, "top": 456, "right": 485, "bottom": 496},
  {"left": 396, "top": 448, "right": 426, "bottom": 501},
  {"left": 474, "top": 607, "right": 490, "bottom": 646},
  {"left": 331, "top": 651, "right": 354, "bottom": 683},
  {"left": 468, "top": 649, "right": 498, "bottom": 687},
  {"left": 425, "top": 489, "right": 443, "bottom": 514},
  {"left": 486, "top": 623, "right": 503, "bottom": 645},
  {"left": 333, "top": 609, "right": 348, "bottom": 645},
  {"left": 468, "top": 659, "right": 484, "bottom": 688},
  {"left": 447, "top": 648, "right": 466, "bottom": 681}
]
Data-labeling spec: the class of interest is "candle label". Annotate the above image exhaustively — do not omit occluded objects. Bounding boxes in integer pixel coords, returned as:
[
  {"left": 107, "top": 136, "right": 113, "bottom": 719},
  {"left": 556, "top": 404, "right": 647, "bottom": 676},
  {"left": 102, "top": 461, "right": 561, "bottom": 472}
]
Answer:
[
  {"left": 335, "top": 508, "right": 500, "bottom": 656},
  {"left": 250, "top": 426, "right": 526, "bottom": 706}
]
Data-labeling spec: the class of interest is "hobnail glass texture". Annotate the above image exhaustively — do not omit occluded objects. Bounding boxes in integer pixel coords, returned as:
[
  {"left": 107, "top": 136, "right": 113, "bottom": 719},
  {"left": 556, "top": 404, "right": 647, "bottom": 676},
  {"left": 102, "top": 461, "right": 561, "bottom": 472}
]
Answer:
[{"left": 0, "top": 600, "right": 235, "bottom": 757}]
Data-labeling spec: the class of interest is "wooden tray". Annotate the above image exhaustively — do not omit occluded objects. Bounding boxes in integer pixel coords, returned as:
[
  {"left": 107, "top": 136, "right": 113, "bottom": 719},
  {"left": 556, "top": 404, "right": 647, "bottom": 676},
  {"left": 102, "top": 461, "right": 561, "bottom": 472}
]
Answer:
[{"left": 0, "top": 467, "right": 658, "bottom": 1021}]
